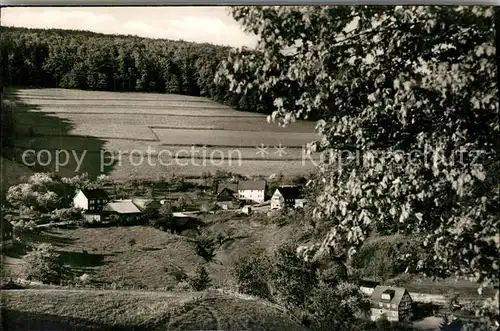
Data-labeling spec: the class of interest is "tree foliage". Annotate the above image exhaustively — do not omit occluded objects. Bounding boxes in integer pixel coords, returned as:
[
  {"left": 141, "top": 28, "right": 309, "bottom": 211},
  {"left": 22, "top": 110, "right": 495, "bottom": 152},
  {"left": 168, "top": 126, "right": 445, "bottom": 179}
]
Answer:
[
  {"left": 220, "top": 5, "right": 499, "bottom": 323},
  {"left": 0, "top": 26, "right": 275, "bottom": 114},
  {"left": 7, "top": 172, "right": 91, "bottom": 213},
  {"left": 188, "top": 266, "right": 212, "bottom": 291},
  {"left": 23, "top": 243, "right": 68, "bottom": 284}
]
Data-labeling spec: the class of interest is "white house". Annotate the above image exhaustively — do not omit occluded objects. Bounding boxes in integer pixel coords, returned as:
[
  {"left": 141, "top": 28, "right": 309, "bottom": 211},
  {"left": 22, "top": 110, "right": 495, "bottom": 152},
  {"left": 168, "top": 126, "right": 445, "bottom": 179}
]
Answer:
[
  {"left": 270, "top": 186, "right": 305, "bottom": 210},
  {"left": 73, "top": 189, "right": 109, "bottom": 211},
  {"left": 370, "top": 286, "right": 413, "bottom": 322},
  {"left": 73, "top": 189, "right": 109, "bottom": 223},
  {"left": 216, "top": 180, "right": 266, "bottom": 204},
  {"left": 237, "top": 180, "right": 266, "bottom": 204}
]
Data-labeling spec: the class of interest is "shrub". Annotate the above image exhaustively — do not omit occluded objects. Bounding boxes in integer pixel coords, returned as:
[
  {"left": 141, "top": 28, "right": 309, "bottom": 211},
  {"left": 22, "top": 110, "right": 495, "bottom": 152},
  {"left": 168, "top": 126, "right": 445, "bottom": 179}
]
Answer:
[
  {"left": 12, "top": 220, "right": 36, "bottom": 235},
  {"left": 23, "top": 243, "right": 69, "bottom": 284},
  {"left": 51, "top": 207, "right": 83, "bottom": 223},
  {"left": 195, "top": 235, "right": 216, "bottom": 262},
  {"left": 188, "top": 266, "right": 212, "bottom": 291},
  {"left": 270, "top": 242, "right": 318, "bottom": 309},
  {"left": 351, "top": 234, "right": 418, "bottom": 282},
  {"left": 305, "top": 281, "right": 368, "bottom": 331},
  {"left": 232, "top": 255, "right": 273, "bottom": 301}
]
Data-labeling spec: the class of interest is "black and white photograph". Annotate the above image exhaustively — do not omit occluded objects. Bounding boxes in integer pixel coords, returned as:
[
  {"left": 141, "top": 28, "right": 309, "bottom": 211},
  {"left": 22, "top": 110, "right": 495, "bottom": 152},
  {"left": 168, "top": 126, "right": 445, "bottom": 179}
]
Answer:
[{"left": 0, "top": 4, "right": 498, "bottom": 331}]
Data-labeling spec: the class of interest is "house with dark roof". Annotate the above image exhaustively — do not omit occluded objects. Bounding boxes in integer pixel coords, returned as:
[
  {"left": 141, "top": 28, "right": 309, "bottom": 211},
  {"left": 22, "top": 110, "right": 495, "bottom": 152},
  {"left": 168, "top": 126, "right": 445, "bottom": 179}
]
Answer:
[
  {"left": 216, "top": 187, "right": 242, "bottom": 210},
  {"left": 370, "top": 285, "right": 412, "bottom": 322},
  {"left": 270, "top": 186, "right": 306, "bottom": 210},
  {"left": 73, "top": 189, "right": 110, "bottom": 223},
  {"left": 73, "top": 189, "right": 109, "bottom": 211},
  {"left": 216, "top": 183, "right": 238, "bottom": 195}
]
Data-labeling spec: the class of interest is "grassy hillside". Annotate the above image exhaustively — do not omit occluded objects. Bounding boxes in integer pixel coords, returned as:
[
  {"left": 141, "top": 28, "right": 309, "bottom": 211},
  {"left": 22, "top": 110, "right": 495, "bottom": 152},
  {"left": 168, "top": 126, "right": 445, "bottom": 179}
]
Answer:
[
  {"left": 2, "top": 289, "right": 306, "bottom": 331},
  {"left": 3, "top": 215, "right": 306, "bottom": 290}
]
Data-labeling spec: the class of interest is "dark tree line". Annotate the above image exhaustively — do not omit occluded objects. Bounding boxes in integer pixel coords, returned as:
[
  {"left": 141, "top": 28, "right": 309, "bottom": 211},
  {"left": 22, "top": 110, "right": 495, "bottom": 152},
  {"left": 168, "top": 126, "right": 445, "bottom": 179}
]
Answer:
[{"left": 0, "top": 26, "right": 275, "bottom": 114}]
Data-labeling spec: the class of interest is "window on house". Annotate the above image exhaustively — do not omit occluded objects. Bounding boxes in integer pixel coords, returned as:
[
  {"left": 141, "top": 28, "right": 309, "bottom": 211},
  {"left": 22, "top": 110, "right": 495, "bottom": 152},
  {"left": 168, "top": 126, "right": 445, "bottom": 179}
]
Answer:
[
  {"left": 392, "top": 304, "right": 396, "bottom": 309},
  {"left": 379, "top": 302, "right": 383, "bottom": 308}
]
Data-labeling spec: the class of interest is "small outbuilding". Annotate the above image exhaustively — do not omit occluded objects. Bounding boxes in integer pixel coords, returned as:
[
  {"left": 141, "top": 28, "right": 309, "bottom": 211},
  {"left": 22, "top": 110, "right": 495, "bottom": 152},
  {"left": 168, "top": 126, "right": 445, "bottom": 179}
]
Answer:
[
  {"left": 370, "top": 285, "right": 412, "bottom": 322},
  {"left": 241, "top": 205, "right": 252, "bottom": 215}
]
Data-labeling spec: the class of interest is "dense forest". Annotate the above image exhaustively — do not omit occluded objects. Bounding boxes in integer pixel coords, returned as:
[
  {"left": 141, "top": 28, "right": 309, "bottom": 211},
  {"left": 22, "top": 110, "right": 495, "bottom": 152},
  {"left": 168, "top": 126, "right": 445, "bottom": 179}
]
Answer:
[{"left": 0, "top": 26, "right": 274, "bottom": 113}]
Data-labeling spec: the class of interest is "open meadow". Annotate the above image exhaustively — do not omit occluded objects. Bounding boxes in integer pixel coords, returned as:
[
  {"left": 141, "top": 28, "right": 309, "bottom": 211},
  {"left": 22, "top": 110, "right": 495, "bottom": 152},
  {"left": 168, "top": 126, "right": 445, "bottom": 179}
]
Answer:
[
  {"left": 8, "top": 88, "right": 321, "bottom": 181},
  {"left": 3, "top": 289, "right": 306, "bottom": 331}
]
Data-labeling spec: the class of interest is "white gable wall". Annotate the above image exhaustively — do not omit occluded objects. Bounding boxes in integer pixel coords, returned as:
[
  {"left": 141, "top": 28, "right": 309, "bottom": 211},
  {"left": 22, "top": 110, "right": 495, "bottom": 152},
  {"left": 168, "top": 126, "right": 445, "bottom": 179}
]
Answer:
[
  {"left": 238, "top": 189, "right": 265, "bottom": 203},
  {"left": 271, "top": 190, "right": 284, "bottom": 209},
  {"left": 73, "top": 190, "right": 89, "bottom": 210}
]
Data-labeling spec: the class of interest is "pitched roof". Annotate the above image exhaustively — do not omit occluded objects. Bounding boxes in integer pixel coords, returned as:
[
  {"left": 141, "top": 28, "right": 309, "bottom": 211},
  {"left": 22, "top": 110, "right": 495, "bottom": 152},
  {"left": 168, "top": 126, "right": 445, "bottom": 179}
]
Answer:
[
  {"left": 131, "top": 198, "right": 158, "bottom": 210},
  {"left": 238, "top": 180, "right": 266, "bottom": 191},
  {"left": 276, "top": 186, "right": 302, "bottom": 199},
  {"left": 104, "top": 200, "right": 141, "bottom": 214},
  {"left": 370, "top": 285, "right": 410, "bottom": 306},
  {"left": 217, "top": 182, "right": 238, "bottom": 194},
  {"left": 79, "top": 189, "right": 108, "bottom": 200},
  {"left": 217, "top": 187, "right": 239, "bottom": 200}
]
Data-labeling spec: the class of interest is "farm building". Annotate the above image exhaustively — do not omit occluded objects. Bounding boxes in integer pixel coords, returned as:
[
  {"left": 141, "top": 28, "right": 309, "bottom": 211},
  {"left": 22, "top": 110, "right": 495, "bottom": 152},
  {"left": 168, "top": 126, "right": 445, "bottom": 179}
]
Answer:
[
  {"left": 216, "top": 187, "right": 241, "bottom": 210},
  {"left": 370, "top": 285, "right": 412, "bottom": 322},
  {"left": 73, "top": 189, "right": 109, "bottom": 211},
  {"left": 130, "top": 198, "right": 161, "bottom": 211},
  {"left": 270, "top": 186, "right": 306, "bottom": 210},
  {"left": 104, "top": 200, "right": 142, "bottom": 215}
]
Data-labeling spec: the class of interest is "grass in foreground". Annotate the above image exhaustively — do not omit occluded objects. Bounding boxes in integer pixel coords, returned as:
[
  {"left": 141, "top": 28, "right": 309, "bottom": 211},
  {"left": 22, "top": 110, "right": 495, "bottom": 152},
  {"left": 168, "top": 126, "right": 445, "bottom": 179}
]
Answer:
[{"left": 2, "top": 289, "right": 306, "bottom": 331}]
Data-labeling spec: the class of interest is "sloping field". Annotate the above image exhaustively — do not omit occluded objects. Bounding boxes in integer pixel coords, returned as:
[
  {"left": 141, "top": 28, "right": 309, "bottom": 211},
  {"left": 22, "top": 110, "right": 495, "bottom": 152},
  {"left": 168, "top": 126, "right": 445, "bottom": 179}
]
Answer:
[
  {"left": 3, "top": 289, "right": 306, "bottom": 331},
  {"left": 10, "top": 88, "right": 320, "bottom": 179},
  {"left": 3, "top": 221, "right": 302, "bottom": 290}
]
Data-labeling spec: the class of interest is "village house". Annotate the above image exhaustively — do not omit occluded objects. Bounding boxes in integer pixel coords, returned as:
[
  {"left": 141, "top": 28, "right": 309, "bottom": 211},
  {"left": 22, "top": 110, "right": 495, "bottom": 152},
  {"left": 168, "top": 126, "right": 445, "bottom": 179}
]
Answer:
[
  {"left": 73, "top": 189, "right": 109, "bottom": 211},
  {"left": 216, "top": 180, "right": 267, "bottom": 207},
  {"left": 370, "top": 285, "right": 413, "bottom": 322},
  {"left": 216, "top": 187, "right": 241, "bottom": 210},
  {"left": 238, "top": 180, "right": 266, "bottom": 203},
  {"left": 73, "top": 189, "right": 110, "bottom": 222},
  {"left": 270, "top": 186, "right": 306, "bottom": 210}
]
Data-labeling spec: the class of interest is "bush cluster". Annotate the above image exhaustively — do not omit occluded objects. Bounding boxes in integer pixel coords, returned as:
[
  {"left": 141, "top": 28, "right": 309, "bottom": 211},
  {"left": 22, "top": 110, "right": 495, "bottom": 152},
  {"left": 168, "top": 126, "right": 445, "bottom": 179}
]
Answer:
[{"left": 22, "top": 243, "right": 69, "bottom": 285}]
